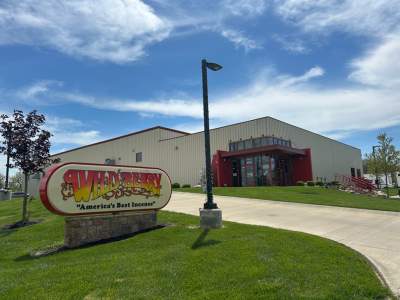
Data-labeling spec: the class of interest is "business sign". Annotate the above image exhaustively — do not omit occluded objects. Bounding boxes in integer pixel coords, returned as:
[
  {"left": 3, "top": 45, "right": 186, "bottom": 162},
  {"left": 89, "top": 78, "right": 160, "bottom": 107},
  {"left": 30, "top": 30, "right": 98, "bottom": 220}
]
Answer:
[{"left": 40, "top": 163, "right": 172, "bottom": 216}]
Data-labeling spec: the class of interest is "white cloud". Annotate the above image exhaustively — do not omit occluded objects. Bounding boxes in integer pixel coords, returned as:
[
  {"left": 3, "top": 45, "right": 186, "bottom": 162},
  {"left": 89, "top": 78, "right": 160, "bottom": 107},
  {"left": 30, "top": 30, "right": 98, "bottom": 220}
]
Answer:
[
  {"left": 51, "top": 130, "right": 102, "bottom": 145},
  {"left": 274, "top": 35, "right": 310, "bottom": 54},
  {"left": 0, "top": 0, "right": 269, "bottom": 63},
  {"left": 0, "top": 0, "right": 172, "bottom": 64},
  {"left": 349, "top": 33, "right": 400, "bottom": 87},
  {"left": 15, "top": 65, "right": 400, "bottom": 140},
  {"left": 174, "top": 122, "right": 204, "bottom": 134},
  {"left": 274, "top": 0, "right": 400, "bottom": 37},
  {"left": 222, "top": 0, "right": 267, "bottom": 18},
  {"left": 17, "top": 80, "right": 64, "bottom": 100},
  {"left": 41, "top": 115, "right": 105, "bottom": 146},
  {"left": 219, "top": 28, "right": 263, "bottom": 52}
]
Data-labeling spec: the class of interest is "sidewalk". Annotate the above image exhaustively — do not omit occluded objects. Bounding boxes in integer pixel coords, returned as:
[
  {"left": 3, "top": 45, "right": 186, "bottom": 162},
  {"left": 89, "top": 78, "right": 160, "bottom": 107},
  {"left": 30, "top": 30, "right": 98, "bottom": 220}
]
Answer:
[{"left": 166, "top": 192, "right": 400, "bottom": 296}]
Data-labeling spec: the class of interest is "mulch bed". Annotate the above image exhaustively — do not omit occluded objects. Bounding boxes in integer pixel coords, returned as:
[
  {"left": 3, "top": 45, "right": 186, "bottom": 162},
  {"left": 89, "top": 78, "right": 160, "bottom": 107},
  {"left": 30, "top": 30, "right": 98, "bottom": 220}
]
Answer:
[{"left": 0, "top": 219, "right": 45, "bottom": 230}]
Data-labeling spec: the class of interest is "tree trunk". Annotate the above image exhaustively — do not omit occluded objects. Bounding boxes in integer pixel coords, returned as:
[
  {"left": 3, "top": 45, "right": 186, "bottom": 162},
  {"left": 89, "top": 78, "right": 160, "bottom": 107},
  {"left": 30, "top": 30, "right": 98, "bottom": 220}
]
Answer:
[
  {"left": 22, "top": 172, "right": 28, "bottom": 222},
  {"left": 386, "top": 174, "right": 389, "bottom": 199}
]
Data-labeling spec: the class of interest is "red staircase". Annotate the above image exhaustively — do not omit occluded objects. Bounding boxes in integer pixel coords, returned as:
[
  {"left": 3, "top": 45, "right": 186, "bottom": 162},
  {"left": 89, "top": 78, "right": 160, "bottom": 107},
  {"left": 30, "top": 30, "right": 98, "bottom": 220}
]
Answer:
[{"left": 334, "top": 173, "right": 376, "bottom": 195}]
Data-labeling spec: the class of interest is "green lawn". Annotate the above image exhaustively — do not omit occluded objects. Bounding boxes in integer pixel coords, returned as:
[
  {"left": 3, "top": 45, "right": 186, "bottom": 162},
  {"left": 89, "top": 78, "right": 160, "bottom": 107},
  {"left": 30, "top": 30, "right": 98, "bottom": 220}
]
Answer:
[
  {"left": 173, "top": 186, "right": 400, "bottom": 212},
  {"left": 0, "top": 197, "right": 395, "bottom": 299},
  {"left": 383, "top": 187, "right": 399, "bottom": 197}
]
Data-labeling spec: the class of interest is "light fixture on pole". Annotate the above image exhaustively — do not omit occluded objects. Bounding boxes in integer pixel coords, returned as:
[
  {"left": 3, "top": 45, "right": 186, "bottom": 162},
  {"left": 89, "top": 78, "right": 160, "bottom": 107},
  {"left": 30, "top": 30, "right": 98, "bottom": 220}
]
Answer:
[{"left": 201, "top": 59, "right": 222, "bottom": 210}]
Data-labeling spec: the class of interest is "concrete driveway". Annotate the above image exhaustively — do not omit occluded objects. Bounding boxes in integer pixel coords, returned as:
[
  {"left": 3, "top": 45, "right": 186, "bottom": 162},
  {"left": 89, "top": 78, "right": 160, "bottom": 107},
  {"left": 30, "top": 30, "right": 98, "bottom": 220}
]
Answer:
[{"left": 165, "top": 192, "right": 400, "bottom": 296}]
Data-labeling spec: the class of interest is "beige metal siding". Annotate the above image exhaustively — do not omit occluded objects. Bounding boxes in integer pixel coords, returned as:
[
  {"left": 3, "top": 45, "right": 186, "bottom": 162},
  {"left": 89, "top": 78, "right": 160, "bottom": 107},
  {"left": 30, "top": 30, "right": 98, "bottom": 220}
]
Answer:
[
  {"left": 159, "top": 129, "right": 188, "bottom": 141},
  {"left": 26, "top": 117, "right": 362, "bottom": 196}
]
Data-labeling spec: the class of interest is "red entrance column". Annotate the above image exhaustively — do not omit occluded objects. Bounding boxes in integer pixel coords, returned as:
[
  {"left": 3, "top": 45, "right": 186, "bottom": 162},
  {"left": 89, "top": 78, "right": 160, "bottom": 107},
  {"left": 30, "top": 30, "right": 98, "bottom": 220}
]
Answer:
[
  {"left": 212, "top": 150, "right": 232, "bottom": 187},
  {"left": 292, "top": 148, "right": 313, "bottom": 184}
]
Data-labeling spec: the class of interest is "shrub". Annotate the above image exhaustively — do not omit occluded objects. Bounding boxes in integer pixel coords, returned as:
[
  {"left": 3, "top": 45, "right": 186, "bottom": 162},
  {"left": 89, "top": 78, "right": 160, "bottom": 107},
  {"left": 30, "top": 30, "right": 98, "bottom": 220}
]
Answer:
[
  {"left": 296, "top": 181, "right": 305, "bottom": 186},
  {"left": 331, "top": 180, "right": 339, "bottom": 186},
  {"left": 316, "top": 181, "right": 324, "bottom": 187},
  {"left": 182, "top": 184, "right": 191, "bottom": 188},
  {"left": 172, "top": 182, "right": 181, "bottom": 188},
  {"left": 307, "top": 181, "right": 315, "bottom": 186}
]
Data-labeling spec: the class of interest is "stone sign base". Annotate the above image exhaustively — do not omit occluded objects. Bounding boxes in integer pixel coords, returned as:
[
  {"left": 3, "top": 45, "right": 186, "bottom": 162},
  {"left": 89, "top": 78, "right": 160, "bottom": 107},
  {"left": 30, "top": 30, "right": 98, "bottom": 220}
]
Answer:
[{"left": 65, "top": 211, "right": 158, "bottom": 248}]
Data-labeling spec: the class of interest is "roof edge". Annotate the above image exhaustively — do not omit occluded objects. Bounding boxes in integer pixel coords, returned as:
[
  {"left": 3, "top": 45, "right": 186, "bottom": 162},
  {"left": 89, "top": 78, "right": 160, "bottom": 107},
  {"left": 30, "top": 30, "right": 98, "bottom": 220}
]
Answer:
[{"left": 50, "top": 126, "right": 190, "bottom": 157}]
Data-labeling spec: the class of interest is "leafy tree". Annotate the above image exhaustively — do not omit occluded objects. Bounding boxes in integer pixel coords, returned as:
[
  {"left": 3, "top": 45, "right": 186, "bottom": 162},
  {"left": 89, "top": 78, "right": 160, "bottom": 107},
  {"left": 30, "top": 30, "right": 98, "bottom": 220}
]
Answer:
[
  {"left": 364, "top": 133, "right": 400, "bottom": 198},
  {"left": 362, "top": 159, "right": 368, "bottom": 174},
  {"left": 0, "top": 110, "right": 60, "bottom": 221},
  {"left": 9, "top": 172, "right": 23, "bottom": 192}
]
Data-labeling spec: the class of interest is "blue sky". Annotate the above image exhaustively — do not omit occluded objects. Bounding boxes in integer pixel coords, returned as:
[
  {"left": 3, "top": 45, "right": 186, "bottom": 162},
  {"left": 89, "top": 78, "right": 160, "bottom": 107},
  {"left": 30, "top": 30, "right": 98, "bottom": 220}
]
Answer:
[{"left": 1, "top": 0, "right": 400, "bottom": 176}]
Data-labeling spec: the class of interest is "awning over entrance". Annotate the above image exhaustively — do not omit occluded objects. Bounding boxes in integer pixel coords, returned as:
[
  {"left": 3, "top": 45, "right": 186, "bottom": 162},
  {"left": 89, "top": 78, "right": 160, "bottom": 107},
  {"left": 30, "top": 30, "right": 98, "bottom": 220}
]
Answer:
[{"left": 220, "top": 144, "right": 306, "bottom": 158}]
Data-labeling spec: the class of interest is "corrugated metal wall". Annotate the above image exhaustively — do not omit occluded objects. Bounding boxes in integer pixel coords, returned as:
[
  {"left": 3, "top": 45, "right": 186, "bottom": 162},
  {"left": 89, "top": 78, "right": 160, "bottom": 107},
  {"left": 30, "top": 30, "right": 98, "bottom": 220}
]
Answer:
[{"left": 26, "top": 117, "right": 362, "bottom": 196}]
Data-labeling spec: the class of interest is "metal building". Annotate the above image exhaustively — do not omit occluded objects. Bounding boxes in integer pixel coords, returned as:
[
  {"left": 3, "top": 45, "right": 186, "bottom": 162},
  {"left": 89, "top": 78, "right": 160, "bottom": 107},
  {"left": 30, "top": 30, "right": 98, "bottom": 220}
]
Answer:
[{"left": 26, "top": 116, "right": 363, "bottom": 196}]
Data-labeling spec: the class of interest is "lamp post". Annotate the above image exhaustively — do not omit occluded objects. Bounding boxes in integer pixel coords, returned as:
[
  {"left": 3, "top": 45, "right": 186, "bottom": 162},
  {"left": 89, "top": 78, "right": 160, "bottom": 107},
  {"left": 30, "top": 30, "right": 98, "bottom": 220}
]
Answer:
[
  {"left": 201, "top": 59, "right": 222, "bottom": 209},
  {"left": 373, "top": 145, "right": 381, "bottom": 189},
  {"left": 4, "top": 136, "right": 10, "bottom": 190}
]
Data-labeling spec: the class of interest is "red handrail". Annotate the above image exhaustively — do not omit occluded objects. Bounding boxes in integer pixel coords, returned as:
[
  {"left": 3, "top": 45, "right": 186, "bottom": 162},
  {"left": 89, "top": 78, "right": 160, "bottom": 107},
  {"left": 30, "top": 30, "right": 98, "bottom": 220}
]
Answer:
[{"left": 334, "top": 173, "right": 376, "bottom": 194}]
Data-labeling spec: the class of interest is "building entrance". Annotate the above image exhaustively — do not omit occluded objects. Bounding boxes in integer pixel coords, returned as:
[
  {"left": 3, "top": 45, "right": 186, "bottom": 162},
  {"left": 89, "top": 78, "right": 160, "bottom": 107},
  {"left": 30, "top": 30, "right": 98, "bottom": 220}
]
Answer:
[{"left": 231, "top": 154, "right": 293, "bottom": 187}]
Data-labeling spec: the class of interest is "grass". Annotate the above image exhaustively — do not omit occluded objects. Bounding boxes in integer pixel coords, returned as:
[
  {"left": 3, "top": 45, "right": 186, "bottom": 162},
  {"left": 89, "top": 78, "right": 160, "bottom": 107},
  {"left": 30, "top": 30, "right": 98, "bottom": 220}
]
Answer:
[
  {"left": 382, "top": 187, "right": 399, "bottom": 197},
  {"left": 0, "top": 197, "right": 395, "bottom": 299},
  {"left": 175, "top": 186, "right": 400, "bottom": 212}
]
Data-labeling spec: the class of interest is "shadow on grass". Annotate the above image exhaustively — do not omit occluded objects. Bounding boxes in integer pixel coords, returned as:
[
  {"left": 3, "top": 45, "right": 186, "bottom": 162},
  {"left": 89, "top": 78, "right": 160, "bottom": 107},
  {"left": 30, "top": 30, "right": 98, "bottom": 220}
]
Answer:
[
  {"left": 0, "top": 229, "right": 17, "bottom": 239},
  {"left": 14, "top": 224, "right": 166, "bottom": 262},
  {"left": 191, "top": 229, "right": 221, "bottom": 250}
]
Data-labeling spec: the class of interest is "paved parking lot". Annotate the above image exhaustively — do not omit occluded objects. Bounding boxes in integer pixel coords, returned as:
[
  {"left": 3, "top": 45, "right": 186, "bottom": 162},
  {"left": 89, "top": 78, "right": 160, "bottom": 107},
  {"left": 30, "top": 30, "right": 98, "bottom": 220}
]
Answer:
[{"left": 166, "top": 192, "right": 400, "bottom": 296}]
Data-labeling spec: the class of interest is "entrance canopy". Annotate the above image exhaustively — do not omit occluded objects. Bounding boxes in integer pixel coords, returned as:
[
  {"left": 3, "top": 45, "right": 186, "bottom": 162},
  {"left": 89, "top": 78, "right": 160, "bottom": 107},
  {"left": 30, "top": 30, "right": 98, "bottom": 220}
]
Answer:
[{"left": 220, "top": 144, "right": 306, "bottom": 158}]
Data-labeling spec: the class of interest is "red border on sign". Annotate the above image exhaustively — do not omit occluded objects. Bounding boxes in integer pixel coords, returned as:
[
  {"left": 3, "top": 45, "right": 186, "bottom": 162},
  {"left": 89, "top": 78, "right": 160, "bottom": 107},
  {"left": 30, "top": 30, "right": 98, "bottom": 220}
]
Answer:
[{"left": 39, "top": 162, "right": 173, "bottom": 216}]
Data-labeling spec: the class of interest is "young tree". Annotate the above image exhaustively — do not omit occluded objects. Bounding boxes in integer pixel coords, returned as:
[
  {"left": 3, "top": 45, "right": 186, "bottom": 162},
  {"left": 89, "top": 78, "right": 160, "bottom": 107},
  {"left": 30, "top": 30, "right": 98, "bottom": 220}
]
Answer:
[
  {"left": 364, "top": 133, "right": 400, "bottom": 198},
  {"left": 9, "top": 172, "right": 23, "bottom": 191},
  {"left": 0, "top": 110, "right": 60, "bottom": 222}
]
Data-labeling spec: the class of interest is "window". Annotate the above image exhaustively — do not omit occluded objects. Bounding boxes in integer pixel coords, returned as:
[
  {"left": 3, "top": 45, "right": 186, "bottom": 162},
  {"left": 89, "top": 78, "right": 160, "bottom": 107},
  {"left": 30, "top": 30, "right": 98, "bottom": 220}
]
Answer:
[
  {"left": 351, "top": 168, "right": 355, "bottom": 177},
  {"left": 136, "top": 152, "right": 142, "bottom": 162},
  {"left": 269, "top": 137, "right": 273, "bottom": 145},
  {"left": 357, "top": 169, "right": 361, "bottom": 178},
  {"left": 282, "top": 141, "right": 286, "bottom": 146},
  {"left": 278, "top": 139, "right": 282, "bottom": 145},
  {"left": 274, "top": 138, "right": 278, "bottom": 144},
  {"left": 245, "top": 156, "right": 253, "bottom": 164},
  {"left": 238, "top": 141, "right": 244, "bottom": 150},
  {"left": 253, "top": 139, "right": 260, "bottom": 147},
  {"left": 230, "top": 143, "right": 237, "bottom": 151},
  {"left": 262, "top": 154, "right": 269, "bottom": 163},
  {"left": 254, "top": 155, "right": 261, "bottom": 164},
  {"left": 287, "top": 141, "right": 291, "bottom": 147},
  {"left": 261, "top": 137, "right": 268, "bottom": 147},
  {"left": 245, "top": 140, "right": 253, "bottom": 149}
]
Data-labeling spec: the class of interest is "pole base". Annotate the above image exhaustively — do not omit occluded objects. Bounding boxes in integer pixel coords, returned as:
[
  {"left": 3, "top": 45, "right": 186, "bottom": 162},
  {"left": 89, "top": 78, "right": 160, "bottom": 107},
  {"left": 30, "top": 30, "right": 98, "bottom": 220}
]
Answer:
[
  {"left": 0, "top": 190, "right": 12, "bottom": 201},
  {"left": 199, "top": 209, "right": 222, "bottom": 229},
  {"left": 204, "top": 202, "right": 218, "bottom": 209}
]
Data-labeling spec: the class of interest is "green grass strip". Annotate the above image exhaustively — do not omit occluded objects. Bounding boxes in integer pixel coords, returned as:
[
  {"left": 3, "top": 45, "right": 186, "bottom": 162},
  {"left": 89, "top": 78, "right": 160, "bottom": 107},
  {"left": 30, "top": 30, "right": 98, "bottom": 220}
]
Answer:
[
  {"left": 0, "top": 197, "right": 395, "bottom": 299},
  {"left": 175, "top": 186, "right": 400, "bottom": 212}
]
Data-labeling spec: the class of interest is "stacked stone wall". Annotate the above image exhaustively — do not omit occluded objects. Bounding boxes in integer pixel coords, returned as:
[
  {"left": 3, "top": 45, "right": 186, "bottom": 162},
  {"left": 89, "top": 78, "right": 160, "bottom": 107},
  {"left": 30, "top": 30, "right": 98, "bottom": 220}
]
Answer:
[{"left": 64, "top": 211, "right": 157, "bottom": 248}]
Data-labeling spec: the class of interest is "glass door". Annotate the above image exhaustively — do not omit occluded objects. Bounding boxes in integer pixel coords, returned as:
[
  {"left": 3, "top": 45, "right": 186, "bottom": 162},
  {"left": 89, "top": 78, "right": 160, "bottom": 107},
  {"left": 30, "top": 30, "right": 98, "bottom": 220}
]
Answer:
[
  {"left": 246, "top": 165, "right": 255, "bottom": 186},
  {"left": 232, "top": 159, "right": 239, "bottom": 187}
]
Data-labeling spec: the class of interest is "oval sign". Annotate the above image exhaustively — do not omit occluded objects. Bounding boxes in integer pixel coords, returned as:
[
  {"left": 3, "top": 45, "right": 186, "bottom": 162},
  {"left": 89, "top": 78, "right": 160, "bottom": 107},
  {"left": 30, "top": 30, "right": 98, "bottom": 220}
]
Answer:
[{"left": 40, "top": 163, "right": 172, "bottom": 216}]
